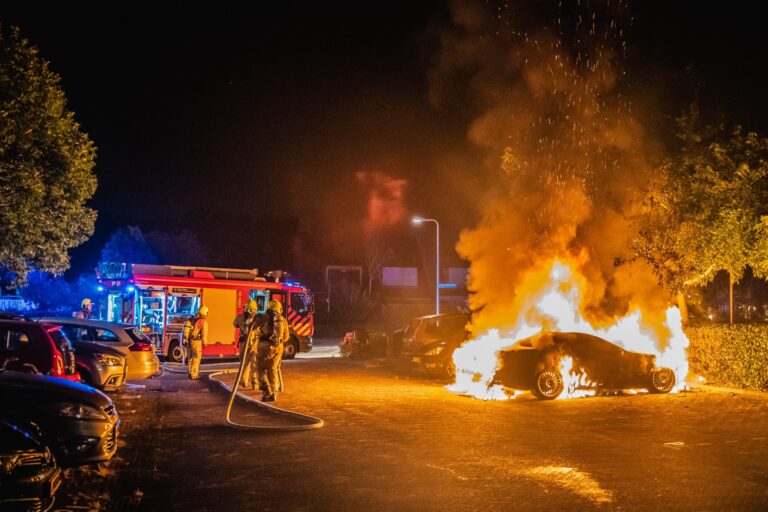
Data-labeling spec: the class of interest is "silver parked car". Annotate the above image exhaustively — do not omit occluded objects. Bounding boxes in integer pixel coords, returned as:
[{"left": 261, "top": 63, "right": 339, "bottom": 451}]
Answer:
[{"left": 40, "top": 318, "right": 160, "bottom": 381}]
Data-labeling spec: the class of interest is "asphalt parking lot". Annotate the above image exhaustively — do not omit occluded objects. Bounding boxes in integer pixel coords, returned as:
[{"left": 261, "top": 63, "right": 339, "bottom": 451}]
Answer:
[{"left": 53, "top": 341, "right": 768, "bottom": 512}]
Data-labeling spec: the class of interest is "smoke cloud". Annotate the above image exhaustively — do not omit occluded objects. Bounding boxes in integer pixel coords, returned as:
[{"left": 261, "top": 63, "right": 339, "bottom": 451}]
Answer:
[
  {"left": 356, "top": 171, "right": 409, "bottom": 236},
  {"left": 428, "top": 1, "right": 671, "bottom": 343}
]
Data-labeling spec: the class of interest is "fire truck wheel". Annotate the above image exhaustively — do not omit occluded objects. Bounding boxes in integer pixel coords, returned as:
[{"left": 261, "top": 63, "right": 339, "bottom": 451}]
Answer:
[
  {"left": 648, "top": 367, "right": 675, "bottom": 394},
  {"left": 167, "top": 341, "right": 184, "bottom": 363},
  {"left": 283, "top": 338, "right": 299, "bottom": 360},
  {"left": 531, "top": 368, "right": 564, "bottom": 400}
]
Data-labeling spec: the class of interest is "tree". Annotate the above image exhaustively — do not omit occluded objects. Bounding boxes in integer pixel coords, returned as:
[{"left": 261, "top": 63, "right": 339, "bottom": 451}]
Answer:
[
  {"left": 363, "top": 234, "right": 393, "bottom": 297},
  {"left": 634, "top": 106, "right": 768, "bottom": 322},
  {"left": 145, "top": 229, "right": 209, "bottom": 265},
  {"left": 17, "top": 270, "right": 77, "bottom": 313},
  {"left": 0, "top": 26, "right": 97, "bottom": 286},
  {"left": 100, "top": 226, "right": 157, "bottom": 265}
]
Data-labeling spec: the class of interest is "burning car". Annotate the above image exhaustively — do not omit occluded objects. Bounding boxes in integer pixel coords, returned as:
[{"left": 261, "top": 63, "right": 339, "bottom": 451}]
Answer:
[{"left": 491, "top": 332, "right": 676, "bottom": 400}]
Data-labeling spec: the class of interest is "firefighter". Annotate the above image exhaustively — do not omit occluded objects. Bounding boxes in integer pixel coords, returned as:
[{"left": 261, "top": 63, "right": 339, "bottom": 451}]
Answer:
[
  {"left": 233, "top": 299, "right": 260, "bottom": 388},
  {"left": 256, "top": 300, "right": 289, "bottom": 402},
  {"left": 183, "top": 305, "right": 209, "bottom": 379},
  {"left": 74, "top": 298, "right": 93, "bottom": 319}
]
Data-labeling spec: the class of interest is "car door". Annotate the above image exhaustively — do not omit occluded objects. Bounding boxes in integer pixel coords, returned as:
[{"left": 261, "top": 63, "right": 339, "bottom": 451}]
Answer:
[{"left": 0, "top": 324, "right": 53, "bottom": 375}]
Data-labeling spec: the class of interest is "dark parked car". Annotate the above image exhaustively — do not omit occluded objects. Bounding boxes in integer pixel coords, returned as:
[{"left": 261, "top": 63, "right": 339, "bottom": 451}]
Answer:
[
  {"left": 0, "top": 370, "right": 120, "bottom": 466},
  {"left": 491, "top": 332, "right": 677, "bottom": 400},
  {"left": 70, "top": 340, "right": 126, "bottom": 392},
  {"left": 0, "top": 420, "right": 61, "bottom": 512},
  {"left": 39, "top": 318, "right": 160, "bottom": 380},
  {"left": 0, "top": 319, "right": 80, "bottom": 383},
  {"left": 398, "top": 313, "right": 470, "bottom": 377}
]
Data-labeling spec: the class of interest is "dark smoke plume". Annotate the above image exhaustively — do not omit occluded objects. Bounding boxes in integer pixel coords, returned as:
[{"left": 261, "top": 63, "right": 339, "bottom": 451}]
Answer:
[{"left": 428, "top": 1, "right": 670, "bottom": 342}]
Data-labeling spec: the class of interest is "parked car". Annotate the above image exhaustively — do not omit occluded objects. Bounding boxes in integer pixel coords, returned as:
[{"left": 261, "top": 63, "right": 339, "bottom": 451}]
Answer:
[
  {"left": 0, "top": 370, "right": 120, "bottom": 466},
  {"left": 491, "top": 332, "right": 677, "bottom": 400},
  {"left": 70, "top": 341, "right": 126, "bottom": 392},
  {"left": 39, "top": 318, "right": 160, "bottom": 380},
  {"left": 0, "top": 318, "right": 80, "bottom": 383},
  {"left": 0, "top": 420, "right": 62, "bottom": 512},
  {"left": 396, "top": 313, "right": 470, "bottom": 377},
  {"left": 410, "top": 326, "right": 469, "bottom": 379}
]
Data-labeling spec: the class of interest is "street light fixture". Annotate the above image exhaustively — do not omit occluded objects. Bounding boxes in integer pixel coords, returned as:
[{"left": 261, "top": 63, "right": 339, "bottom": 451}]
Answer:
[{"left": 412, "top": 216, "right": 440, "bottom": 316}]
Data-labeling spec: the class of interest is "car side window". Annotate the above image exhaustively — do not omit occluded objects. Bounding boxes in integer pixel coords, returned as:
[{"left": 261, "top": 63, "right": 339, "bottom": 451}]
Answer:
[
  {"left": 0, "top": 328, "right": 30, "bottom": 351},
  {"left": 92, "top": 328, "right": 120, "bottom": 342},
  {"left": 62, "top": 325, "right": 91, "bottom": 342}
]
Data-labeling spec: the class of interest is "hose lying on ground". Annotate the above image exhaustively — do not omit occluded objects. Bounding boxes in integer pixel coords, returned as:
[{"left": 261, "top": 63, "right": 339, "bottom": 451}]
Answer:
[{"left": 162, "top": 344, "right": 324, "bottom": 431}]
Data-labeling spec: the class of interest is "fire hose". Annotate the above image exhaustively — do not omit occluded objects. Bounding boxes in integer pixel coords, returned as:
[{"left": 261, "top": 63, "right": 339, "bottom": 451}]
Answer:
[{"left": 164, "top": 342, "right": 324, "bottom": 431}]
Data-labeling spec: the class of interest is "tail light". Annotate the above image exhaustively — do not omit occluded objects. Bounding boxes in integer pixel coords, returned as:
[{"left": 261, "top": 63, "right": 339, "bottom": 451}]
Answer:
[
  {"left": 53, "top": 353, "right": 64, "bottom": 376},
  {"left": 129, "top": 342, "right": 154, "bottom": 352}
]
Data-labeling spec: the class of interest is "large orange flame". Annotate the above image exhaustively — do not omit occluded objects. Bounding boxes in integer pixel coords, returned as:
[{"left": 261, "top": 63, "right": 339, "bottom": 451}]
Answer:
[{"left": 449, "top": 258, "right": 689, "bottom": 400}]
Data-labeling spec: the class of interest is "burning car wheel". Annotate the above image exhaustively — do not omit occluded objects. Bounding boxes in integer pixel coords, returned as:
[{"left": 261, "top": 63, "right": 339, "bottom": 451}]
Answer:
[
  {"left": 648, "top": 367, "right": 675, "bottom": 394},
  {"left": 445, "top": 360, "right": 456, "bottom": 380},
  {"left": 531, "top": 369, "right": 564, "bottom": 400}
]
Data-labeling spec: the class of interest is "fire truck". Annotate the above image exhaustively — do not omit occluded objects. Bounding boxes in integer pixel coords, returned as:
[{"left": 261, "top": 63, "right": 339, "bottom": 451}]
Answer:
[{"left": 95, "top": 263, "right": 314, "bottom": 362}]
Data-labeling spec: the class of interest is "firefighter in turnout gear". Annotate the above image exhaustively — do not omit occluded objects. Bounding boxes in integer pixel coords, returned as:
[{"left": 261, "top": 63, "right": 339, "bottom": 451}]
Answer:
[
  {"left": 233, "top": 299, "right": 260, "bottom": 388},
  {"left": 183, "top": 305, "right": 209, "bottom": 379},
  {"left": 256, "top": 300, "right": 289, "bottom": 402},
  {"left": 74, "top": 298, "right": 93, "bottom": 319}
]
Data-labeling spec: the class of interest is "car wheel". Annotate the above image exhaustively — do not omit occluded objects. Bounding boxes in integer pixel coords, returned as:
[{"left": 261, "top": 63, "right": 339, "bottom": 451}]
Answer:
[
  {"left": 444, "top": 360, "right": 456, "bottom": 380},
  {"left": 648, "top": 367, "right": 675, "bottom": 393},
  {"left": 283, "top": 339, "right": 298, "bottom": 360},
  {"left": 168, "top": 341, "right": 184, "bottom": 363},
  {"left": 531, "top": 368, "right": 564, "bottom": 400}
]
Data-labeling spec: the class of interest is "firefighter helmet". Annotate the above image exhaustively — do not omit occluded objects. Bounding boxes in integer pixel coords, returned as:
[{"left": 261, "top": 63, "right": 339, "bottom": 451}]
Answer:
[
  {"left": 244, "top": 299, "right": 258, "bottom": 312},
  {"left": 81, "top": 298, "right": 92, "bottom": 308},
  {"left": 267, "top": 300, "right": 282, "bottom": 314},
  {"left": 198, "top": 305, "right": 209, "bottom": 317}
]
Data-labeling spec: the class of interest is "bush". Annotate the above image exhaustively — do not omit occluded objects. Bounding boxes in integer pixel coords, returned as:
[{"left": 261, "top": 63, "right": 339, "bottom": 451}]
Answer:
[{"left": 686, "top": 324, "right": 768, "bottom": 390}]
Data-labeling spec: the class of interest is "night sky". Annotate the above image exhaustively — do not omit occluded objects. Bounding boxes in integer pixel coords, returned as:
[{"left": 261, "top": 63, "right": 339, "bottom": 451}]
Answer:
[{"left": 3, "top": 1, "right": 768, "bottom": 285}]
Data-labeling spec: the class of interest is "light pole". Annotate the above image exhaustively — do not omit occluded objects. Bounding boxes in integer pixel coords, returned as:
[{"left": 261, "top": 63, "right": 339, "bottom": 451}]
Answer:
[{"left": 412, "top": 216, "right": 440, "bottom": 316}]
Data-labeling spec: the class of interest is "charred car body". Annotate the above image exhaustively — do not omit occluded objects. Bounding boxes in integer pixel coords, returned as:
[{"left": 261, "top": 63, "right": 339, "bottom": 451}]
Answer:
[
  {"left": 0, "top": 370, "right": 120, "bottom": 466},
  {"left": 492, "top": 332, "right": 676, "bottom": 400}
]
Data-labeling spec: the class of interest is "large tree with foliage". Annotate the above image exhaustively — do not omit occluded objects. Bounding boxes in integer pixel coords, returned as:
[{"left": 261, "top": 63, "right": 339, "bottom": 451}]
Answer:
[
  {"left": 0, "top": 26, "right": 97, "bottom": 286},
  {"left": 634, "top": 106, "right": 768, "bottom": 321},
  {"left": 99, "top": 226, "right": 157, "bottom": 266}
]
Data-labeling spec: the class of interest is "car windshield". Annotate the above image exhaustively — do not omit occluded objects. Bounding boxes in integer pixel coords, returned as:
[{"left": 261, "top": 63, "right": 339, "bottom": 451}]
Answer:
[{"left": 126, "top": 327, "right": 152, "bottom": 344}]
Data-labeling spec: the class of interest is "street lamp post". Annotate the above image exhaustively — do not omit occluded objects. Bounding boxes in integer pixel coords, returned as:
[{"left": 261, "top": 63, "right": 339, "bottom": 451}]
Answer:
[{"left": 412, "top": 216, "right": 440, "bottom": 316}]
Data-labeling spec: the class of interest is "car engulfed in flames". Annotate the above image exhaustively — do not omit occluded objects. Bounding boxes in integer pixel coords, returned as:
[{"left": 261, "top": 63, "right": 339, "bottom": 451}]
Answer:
[
  {"left": 491, "top": 332, "right": 676, "bottom": 400},
  {"left": 448, "top": 258, "right": 689, "bottom": 401}
]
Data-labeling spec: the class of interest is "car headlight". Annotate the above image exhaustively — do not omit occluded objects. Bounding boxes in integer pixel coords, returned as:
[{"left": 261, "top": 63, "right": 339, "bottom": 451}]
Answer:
[
  {"left": 41, "top": 402, "right": 105, "bottom": 420},
  {"left": 423, "top": 346, "right": 444, "bottom": 357},
  {"left": 96, "top": 353, "right": 123, "bottom": 366}
]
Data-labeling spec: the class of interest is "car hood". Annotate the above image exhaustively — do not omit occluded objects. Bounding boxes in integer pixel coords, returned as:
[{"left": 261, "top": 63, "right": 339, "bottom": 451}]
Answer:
[
  {"left": 0, "top": 420, "right": 42, "bottom": 451},
  {"left": 0, "top": 370, "right": 112, "bottom": 409}
]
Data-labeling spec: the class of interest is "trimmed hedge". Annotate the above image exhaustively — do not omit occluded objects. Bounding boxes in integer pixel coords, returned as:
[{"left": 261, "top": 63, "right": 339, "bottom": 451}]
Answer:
[{"left": 686, "top": 324, "right": 768, "bottom": 391}]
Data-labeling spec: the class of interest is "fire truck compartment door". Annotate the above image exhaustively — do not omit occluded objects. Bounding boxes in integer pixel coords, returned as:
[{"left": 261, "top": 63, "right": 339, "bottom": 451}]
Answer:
[{"left": 201, "top": 288, "right": 236, "bottom": 345}]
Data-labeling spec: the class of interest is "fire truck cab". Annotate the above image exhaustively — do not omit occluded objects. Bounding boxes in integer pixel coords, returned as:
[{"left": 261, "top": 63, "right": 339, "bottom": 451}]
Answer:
[{"left": 96, "top": 263, "right": 314, "bottom": 362}]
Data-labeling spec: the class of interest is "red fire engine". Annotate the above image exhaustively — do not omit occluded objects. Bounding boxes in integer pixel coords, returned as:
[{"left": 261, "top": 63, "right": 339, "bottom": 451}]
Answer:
[{"left": 96, "top": 263, "right": 314, "bottom": 362}]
